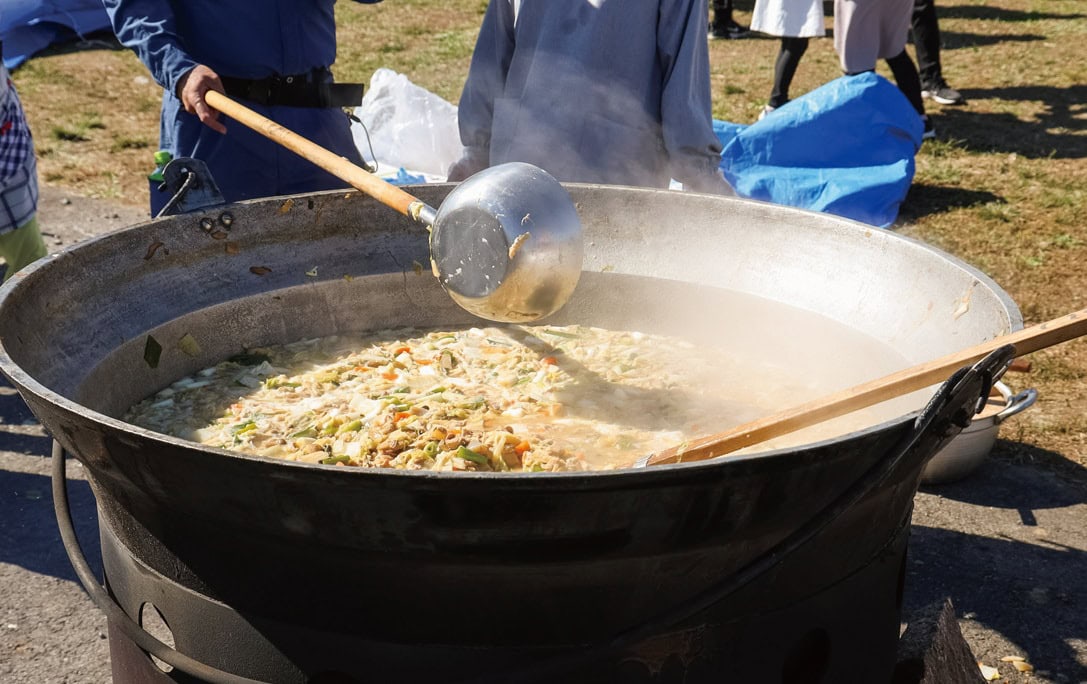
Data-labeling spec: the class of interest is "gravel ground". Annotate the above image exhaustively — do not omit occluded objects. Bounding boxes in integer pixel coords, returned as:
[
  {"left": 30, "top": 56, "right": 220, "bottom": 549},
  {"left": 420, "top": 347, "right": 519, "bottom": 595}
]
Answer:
[
  {"left": 1, "top": 186, "right": 1085, "bottom": 683},
  {"left": 0, "top": 187, "right": 146, "bottom": 684}
]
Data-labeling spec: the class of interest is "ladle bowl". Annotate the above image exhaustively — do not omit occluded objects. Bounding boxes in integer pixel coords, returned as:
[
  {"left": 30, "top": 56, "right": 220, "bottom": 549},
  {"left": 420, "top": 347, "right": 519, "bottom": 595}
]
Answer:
[
  {"left": 204, "top": 90, "right": 583, "bottom": 322},
  {"left": 430, "top": 162, "right": 583, "bottom": 321}
]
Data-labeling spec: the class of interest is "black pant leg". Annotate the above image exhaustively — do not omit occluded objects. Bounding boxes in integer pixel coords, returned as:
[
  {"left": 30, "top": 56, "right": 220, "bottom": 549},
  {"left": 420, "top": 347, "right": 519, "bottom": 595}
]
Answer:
[
  {"left": 769, "top": 37, "right": 809, "bottom": 108},
  {"left": 911, "top": 0, "right": 943, "bottom": 86},
  {"left": 886, "top": 49, "right": 926, "bottom": 117},
  {"left": 712, "top": 0, "right": 731, "bottom": 30}
]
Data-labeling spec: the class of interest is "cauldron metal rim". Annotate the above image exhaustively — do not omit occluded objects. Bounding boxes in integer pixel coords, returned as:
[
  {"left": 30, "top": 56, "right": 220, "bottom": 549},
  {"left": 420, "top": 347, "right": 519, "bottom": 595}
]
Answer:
[{"left": 0, "top": 187, "right": 1016, "bottom": 482}]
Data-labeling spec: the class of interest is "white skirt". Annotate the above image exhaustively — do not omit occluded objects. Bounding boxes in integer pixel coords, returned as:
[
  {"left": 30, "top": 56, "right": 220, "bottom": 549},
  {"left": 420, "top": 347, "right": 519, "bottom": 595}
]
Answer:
[{"left": 750, "top": 0, "right": 826, "bottom": 38}]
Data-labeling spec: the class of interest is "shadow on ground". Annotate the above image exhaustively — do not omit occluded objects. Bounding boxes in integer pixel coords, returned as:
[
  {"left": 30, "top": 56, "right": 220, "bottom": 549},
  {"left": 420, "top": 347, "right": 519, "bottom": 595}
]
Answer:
[
  {"left": 905, "top": 442, "right": 1087, "bottom": 681},
  {"left": 930, "top": 85, "right": 1087, "bottom": 160},
  {"left": 0, "top": 376, "right": 102, "bottom": 582},
  {"left": 934, "top": 30, "right": 1047, "bottom": 50},
  {"left": 906, "top": 523, "right": 1087, "bottom": 681},
  {"left": 939, "top": 4, "right": 1087, "bottom": 23},
  {"left": 0, "top": 466, "right": 102, "bottom": 582},
  {"left": 923, "top": 440, "right": 1087, "bottom": 509},
  {"left": 899, "top": 184, "right": 1001, "bottom": 221}
]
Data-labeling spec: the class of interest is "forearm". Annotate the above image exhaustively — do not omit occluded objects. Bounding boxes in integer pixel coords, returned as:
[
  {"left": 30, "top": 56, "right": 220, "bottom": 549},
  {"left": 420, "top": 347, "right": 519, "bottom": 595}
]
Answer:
[{"left": 103, "top": 0, "right": 198, "bottom": 96}]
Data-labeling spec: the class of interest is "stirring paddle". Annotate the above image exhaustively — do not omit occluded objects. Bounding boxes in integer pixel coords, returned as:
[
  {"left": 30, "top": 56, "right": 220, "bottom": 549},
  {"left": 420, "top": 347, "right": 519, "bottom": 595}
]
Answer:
[
  {"left": 203, "top": 90, "right": 583, "bottom": 323},
  {"left": 643, "top": 308, "right": 1087, "bottom": 466}
]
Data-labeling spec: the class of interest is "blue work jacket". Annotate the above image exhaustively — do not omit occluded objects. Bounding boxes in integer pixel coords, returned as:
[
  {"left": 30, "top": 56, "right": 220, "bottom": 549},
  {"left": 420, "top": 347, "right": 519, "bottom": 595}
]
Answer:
[{"left": 105, "top": 0, "right": 377, "bottom": 212}]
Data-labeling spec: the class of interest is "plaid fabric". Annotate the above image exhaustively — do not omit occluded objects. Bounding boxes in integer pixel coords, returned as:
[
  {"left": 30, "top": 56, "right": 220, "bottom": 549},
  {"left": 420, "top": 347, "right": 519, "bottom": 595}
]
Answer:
[
  {"left": 0, "top": 156, "right": 38, "bottom": 235},
  {"left": 0, "top": 66, "right": 37, "bottom": 234}
]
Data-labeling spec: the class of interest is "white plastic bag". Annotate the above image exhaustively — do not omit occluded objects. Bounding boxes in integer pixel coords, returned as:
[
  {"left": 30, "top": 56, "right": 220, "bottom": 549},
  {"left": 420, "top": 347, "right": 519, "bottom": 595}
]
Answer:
[{"left": 351, "top": 68, "right": 464, "bottom": 181}]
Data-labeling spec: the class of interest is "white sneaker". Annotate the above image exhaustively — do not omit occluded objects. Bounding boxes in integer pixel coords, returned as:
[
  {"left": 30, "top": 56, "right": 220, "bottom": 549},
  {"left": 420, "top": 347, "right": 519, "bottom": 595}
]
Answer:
[{"left": 758, "top": 105, "right": 776, "bottom": 121}]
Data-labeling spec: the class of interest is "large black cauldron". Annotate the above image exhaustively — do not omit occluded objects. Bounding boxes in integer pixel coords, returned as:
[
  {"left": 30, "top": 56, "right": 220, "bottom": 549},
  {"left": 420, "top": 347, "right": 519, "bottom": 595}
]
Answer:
[{"left": 0, "top": 184, "right": 1020, "bottom": 683}]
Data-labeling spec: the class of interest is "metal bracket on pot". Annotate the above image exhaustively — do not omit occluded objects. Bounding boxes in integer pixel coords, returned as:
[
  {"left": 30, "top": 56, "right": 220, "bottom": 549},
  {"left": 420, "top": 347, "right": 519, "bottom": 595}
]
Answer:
[
  {"left": 914, "top": 343, "right": 1016, "bottom": 451},
  {"left": 154, "top": 158, "right": 226, "bottom": 218}
]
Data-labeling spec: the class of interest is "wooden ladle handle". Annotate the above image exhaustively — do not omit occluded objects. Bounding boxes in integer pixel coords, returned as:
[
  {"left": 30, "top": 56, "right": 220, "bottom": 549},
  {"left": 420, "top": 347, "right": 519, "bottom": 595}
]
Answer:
[
  {"left": 204, "top": 90, "right": 425, "bottom": 221},
  {"left": 646, "top": 308, "right": 1087, "bottom": 466}
]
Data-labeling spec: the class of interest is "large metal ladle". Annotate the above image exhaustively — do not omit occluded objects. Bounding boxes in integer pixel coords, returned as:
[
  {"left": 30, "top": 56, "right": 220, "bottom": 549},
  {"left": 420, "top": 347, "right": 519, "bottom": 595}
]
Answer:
[{"left": 204, "top": 90, "right": 583, "bottom": 322}]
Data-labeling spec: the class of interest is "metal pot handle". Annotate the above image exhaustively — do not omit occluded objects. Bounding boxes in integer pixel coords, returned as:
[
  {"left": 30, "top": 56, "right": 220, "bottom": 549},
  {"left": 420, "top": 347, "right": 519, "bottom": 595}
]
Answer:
[
  {"left": 993, "top": 387, "right": 1038, "bottom": 425},
  {"left": 50, "top": 441, "right": 267, "bottom": 684}
]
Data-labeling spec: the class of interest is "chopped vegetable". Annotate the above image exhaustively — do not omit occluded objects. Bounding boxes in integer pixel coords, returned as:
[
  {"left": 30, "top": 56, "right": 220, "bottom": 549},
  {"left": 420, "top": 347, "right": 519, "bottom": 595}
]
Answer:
[
  {"left": 124, "top": 323, "right": 883, "bottom": 473},
  {"left": 143, "top": 335, "right": 163, "bottom": 369},
  {"left": 456, "top": 446, "right": 488, "bottom": 465},
  {"left": 178, "top": 333, "right": 202, "bottom": 357},
  {"left": 336, "top": 419, "right": 363, "bottom": 434}
]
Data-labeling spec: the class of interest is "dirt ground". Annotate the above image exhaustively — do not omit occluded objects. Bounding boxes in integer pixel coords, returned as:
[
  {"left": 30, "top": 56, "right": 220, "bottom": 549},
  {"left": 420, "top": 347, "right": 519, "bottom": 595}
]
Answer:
[{"left": 0, "top": 187, "right": 1084, "bottom": 683}]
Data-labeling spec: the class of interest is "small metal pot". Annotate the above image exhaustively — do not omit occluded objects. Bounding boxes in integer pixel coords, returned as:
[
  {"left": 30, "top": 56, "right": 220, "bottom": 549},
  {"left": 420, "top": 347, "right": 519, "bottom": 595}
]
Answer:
[{"left": 921, "top": 381, "right": 1037, "bottom": 485}]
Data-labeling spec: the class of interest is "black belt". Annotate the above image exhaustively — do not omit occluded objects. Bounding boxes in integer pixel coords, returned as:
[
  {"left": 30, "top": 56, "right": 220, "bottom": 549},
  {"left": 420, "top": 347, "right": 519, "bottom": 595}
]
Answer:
[{"left": 220, "top": 68, "right": 364, "bottom": 108}]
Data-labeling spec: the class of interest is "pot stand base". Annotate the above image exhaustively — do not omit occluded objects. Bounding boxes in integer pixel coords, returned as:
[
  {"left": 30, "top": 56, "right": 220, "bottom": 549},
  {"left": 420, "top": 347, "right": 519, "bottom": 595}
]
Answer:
[{"left": 100, "top": 513, "right": 911, "bottom": 684}]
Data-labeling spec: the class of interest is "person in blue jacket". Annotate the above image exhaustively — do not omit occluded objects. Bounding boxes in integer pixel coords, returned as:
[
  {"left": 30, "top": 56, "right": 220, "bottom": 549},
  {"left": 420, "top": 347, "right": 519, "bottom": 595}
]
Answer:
[
  {"left": 448, "top": 0, "right": 732, "bottom": 195},
  {"left": 104, "top": 0, "right": 380, "bottom": 215}
]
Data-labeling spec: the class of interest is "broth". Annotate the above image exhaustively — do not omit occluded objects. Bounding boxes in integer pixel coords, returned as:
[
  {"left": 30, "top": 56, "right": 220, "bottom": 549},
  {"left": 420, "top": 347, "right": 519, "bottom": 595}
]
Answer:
[{"left": 123, "top": 288, "right": 926, "bottom": 471}]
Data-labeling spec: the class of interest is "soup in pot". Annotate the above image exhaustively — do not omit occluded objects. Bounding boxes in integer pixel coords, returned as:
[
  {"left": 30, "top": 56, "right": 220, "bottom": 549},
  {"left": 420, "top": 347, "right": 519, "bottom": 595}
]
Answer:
[{"left": 124, "top": 316, "right": 923, "bottom": 472}]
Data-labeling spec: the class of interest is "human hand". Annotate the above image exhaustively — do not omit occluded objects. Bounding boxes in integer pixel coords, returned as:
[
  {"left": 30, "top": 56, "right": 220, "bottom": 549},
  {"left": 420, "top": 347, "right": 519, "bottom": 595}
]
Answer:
[
  {"left": 177, "top": 65, "right": 227, "bottom": 134},
  {"left": 446, "top": 155, "right": 487, "bottom": 182}
]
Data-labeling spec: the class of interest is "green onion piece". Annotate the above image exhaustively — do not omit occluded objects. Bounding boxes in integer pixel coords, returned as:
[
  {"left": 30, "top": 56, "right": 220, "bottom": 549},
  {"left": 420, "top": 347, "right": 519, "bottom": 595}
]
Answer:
[
  {"left": 230, "top": 420, "right": 257, "bottom": 435},
  {"left": 336, "top": 419, "right": 363, "bottom": 434},
  {"left": 289, "top": 427, "right": 317, "bottom": 439},
  {"left": 265, "top": 377, "right": 301, "bottom": 389},
  {"left": 320, "top": 455, "right": 351, "bottom": 465},
  {"left": 456, "top": 446, "right": 488, "bottom": 465},
  {"left": 423, "top": 441, "right": 440, "bottom": 457},
  {"left": 542, "top": 329, "right": 580, "bottom": 339}
]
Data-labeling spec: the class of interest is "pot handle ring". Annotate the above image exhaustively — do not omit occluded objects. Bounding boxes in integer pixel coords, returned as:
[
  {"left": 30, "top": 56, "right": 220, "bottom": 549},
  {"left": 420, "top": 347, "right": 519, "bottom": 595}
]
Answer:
[
  {"left": 993, "top": 388, "right": 1038, "bottom": 425},
  {"left": 50, "top": 440, "right": 268, "bottom": 684}
]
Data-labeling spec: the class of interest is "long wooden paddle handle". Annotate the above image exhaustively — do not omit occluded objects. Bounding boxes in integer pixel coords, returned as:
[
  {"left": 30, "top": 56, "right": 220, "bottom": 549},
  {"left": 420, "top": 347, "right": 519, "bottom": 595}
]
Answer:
[
  {"left": 204, "top": 90, "right": 424, "bottom": 220},
  {"left": 646, "top": 308, "right": 1087, "bottom": 466}
]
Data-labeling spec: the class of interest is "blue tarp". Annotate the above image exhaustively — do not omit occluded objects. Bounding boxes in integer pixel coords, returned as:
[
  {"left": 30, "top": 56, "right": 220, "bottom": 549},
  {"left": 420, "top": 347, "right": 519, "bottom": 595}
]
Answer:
[
  {"left": 717, "top": 72, "right": 923, "bottom": 228},
  {"left": 1, "top": 0, "right": 112, "bottom": 70}
]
